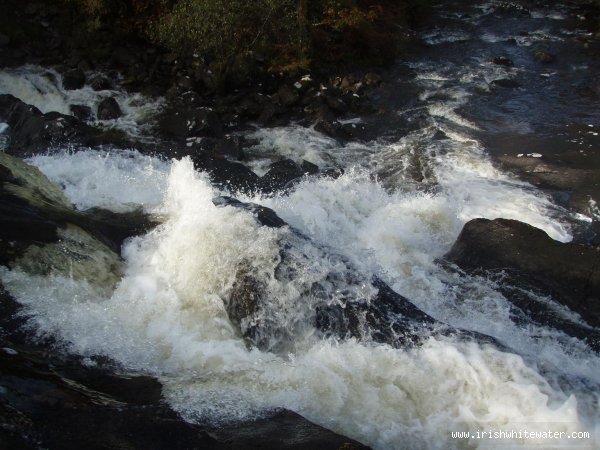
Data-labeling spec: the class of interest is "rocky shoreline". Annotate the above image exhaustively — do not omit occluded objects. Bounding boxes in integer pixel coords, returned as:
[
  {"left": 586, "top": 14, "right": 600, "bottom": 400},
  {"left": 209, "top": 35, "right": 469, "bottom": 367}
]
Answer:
[{"left": 1, "top": 0, "right": 600, "bottom": 448}]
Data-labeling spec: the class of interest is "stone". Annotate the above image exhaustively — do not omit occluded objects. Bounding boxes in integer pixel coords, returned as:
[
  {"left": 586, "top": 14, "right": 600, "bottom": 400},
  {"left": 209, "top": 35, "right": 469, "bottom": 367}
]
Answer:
[
  {"left": 213, "top": 196, "right": 287, "bottom": 228},
  {"left": 364, "top": 72, "right": 382, "bottom": 86},
  {"left": 0, "top": 94, "right": 99, "bottom": 154},
  {"left": 89, "top": 75, "right": 113, "bottom": 91},
  {"left": 198, "top": 136, "right": 245, "bottom": 160},
  {"left": 277, "top": 85, "right": 300, "bottom": 107},
  {"left": 97, "top": 97, "right": 122, "bottom": 120},
  {"left": 491, "top": 56, "right": 514, "bottom": 66},
  {"left": 491, "top": 78, "right": 521, "bottom": 88},
  {"left": 533, "top": 49, "right": 556, "bottom": 63},
  {"left": 192, "top": 154, "right": 261, "bottom": 194},
  {"left": 445, "top": 218, "right": 600, "bottom": 327},
  {"left": 261, "top": 159, "right": 305, "bottom": 193},
  {"left": 70, "top": 104, "right": 92, "bottom": 121},
  {"left": 62, "top": 68, "right": 85, "bottom": 90},
  {"left": 301, "top": 160, "right": 319, "bottom": 175},
  {"left": 158, "top": 107, "right": 223, "bottom": 139}
]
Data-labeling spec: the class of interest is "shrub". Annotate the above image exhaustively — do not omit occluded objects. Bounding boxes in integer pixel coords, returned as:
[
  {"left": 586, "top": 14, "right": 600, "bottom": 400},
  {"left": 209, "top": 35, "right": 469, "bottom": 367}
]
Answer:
[{"left": 151, "top": 0, "right": 298, "bottom": 62}]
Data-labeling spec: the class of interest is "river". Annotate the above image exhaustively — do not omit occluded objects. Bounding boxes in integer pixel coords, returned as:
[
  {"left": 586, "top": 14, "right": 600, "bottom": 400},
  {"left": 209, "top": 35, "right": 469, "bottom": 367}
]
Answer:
[{"left": 0, "top": 1, "right": 598, "bottom": 448}]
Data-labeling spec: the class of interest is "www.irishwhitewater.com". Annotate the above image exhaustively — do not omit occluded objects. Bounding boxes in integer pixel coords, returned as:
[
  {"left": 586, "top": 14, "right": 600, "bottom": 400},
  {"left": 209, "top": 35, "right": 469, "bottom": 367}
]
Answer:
[{"left": 451, "top": 429, "right": 591, "bottom": 442}]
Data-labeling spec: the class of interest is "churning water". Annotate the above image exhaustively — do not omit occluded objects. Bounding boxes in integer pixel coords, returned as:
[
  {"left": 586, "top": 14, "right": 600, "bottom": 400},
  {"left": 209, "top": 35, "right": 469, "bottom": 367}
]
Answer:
[{"left": 1, "top": 1, "right": 599, "bottom": 448}]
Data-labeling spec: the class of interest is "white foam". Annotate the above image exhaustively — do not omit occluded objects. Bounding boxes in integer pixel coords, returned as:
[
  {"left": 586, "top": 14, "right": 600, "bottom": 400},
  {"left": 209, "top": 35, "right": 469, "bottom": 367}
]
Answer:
[
  {"left": 422, "top": 30, "right": 471, "bottom": 45},
  {"left": 2, "top": 41, "right": 598, "bottom": 448},
  {"left": 28, "top": 149, "right": 170, "bottom": 212},
  {"left": 0, "top": 65, "right": 163, "bottom": 141},
  {"left": 245, "top": 126, "right": 341, "bottom": 174},
  {"left": 1, "top": 156, "right": 597, "bottom": 449}
]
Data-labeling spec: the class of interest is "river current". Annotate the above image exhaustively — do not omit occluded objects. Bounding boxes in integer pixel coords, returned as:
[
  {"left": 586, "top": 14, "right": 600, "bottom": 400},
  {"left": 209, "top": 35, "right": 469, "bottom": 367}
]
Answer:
[{"left": 0, "top": 1, "right": 599, "bottom": 448}]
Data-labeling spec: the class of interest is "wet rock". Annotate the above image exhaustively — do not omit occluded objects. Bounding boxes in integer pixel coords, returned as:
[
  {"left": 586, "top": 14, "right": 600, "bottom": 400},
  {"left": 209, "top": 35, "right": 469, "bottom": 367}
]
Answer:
[
  {"left": 304, "top": 99, "right": 335, "bottom": 122},
  {"left": 324, "top": 93, "right": 348, "bottom": 114},
  {"left": 191, "top": 154, "right": 260, "bottom": 194},
  {"left": 89, "top": 74, "right": 113, "bottom": 91},
  {"left": 491, "top": 56, "right": 514, "bottom": 66},
  {"left": 69, "top": 104, "right": 92, "bottom": 121},
  {"left": 364, "top": 72, "right": 383, "bottom": 86},
  {"left": 233, "top": 92, "right": 269, "bottom": 119},
  {"left": 301, "top": 160, "right": 319, "bottom": 175},
  {"left": 0, "top": 315, "right": 367, "bottom": 450},
  {"left": 0, "top": 94, "right": 98, "bottom": 154},
  {"left": 316, "top": 277, "right": 438, "bottom": 346},
  {"left": 261, "top": 159, "right": 306, "bottom": 193},
  {"left": 533, "top": 49, "right": 556, "bottom": 63},
  {"left": 277, "top": 84, "right": 300, "bottom": 107},
  {"left": 227, "top": 273, "right": 263, "bottom": 337},
  {"left": 196, "top": 136, "right": 244, "bottom": 160},
  {"left": 62, "top": 68, "right": 85, "bottom": 90},
  {"left": 158, "top": 107, "right": 223, "bottom": 139},
  {"left": 218, "top": 202, "right": 503, "bottom": 352},
  {"left": 97, "top": 97, "right": 122, "bottom": 120},
  {"left": 314, "top": 120, "right": 359, "bottom": 140},
  {"left": 491, "top": 78, "right": 521, "bottom": 88},
  {"left": 445, "top": 218, "right": 600, "bottom": 327},
  {"left": 209, "top": 410, "right": 370, "bottom": 449},
  {"left": 0, "top": 153, "right": 154, "bottom": 271},
  {"left": 257, "top": 101, "right": 279, "bottom": 125},
  {"left": 213, "top": 196, "right": 287, "bottom": 228},
  {"left": 495, "top": 154, "right": 600, "bottom": 218}
]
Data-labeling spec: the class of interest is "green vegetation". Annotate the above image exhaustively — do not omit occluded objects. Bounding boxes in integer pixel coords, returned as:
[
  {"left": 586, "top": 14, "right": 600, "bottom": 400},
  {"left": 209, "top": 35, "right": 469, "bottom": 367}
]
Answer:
[
  {"left": 152, "top": 0, "right": 296, "bottom": 59},
  {"left": 62, "top": 0, "right": 425, "bottom": 72}
]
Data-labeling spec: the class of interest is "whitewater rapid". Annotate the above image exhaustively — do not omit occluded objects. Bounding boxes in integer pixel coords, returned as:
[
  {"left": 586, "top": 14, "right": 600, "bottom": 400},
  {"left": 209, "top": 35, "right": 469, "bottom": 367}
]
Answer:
[
  {"left": 1, "top": 1, "right": 600, "bottom": 448},
  {"left": 0, "top": 145, "right": 594, "bottom": 448}
]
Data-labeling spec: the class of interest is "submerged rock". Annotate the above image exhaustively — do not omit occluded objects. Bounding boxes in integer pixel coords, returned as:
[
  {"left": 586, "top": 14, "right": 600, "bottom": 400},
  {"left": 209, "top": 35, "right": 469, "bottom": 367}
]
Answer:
[{"left": 445, "top": 218, "right": 600, "bottom": 327}]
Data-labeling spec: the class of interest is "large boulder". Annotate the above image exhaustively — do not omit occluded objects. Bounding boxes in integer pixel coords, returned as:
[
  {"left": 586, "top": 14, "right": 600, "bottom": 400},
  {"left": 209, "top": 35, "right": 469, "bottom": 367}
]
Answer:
[
  {"left": 192, "top": 153, "right": 261, "bottom": 194},
  {"left": 0, "top": 153, "right": 154, "bottom": 278},
  {"left": 0, "top": 94, "right": 99, "bottom": 155},
  {"left": 445, "top": 218, "right": 600, "bottom": 327},
  {"left": 216, "top": 198, "right": 503, "bottom": 352}
]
